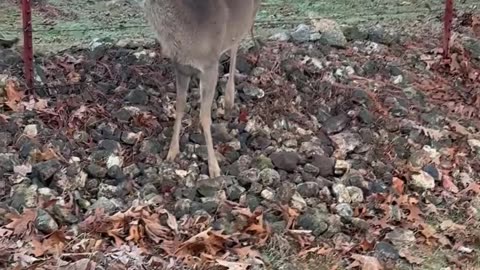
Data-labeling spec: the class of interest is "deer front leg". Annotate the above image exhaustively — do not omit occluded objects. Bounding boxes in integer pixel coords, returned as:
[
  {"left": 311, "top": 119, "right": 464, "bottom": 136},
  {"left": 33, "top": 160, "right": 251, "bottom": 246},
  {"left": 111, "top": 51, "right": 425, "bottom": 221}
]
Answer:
[
  {"left": 224, "top": 44, "right": 238, "bottom": 117},
  {"left": 199, "top": 63, "right": 221, "bottom": 178},
  {"left": 166, "top": 66, "right": 190, "bottom": 161}
]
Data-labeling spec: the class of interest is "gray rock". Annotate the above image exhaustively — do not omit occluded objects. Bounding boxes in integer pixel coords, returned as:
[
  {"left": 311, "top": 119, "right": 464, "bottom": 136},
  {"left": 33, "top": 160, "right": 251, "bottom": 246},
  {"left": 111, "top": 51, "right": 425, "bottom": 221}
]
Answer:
[
  {"left": 253, "top": 155, "right": 274, "bottom": 170},
  {"left": 291, "top": 24, "right": 312, "bottom": 42},
  {"left": 238, "top": 168, "right": 260, "bottom": 186},
  {"left": 140, "top": 139, "right": 162, "bottom": 154},
  {"left": 174, "top": 199, "right": 191, "bottom": 218},
  {"left": 464, "top": 38, "right": 480, "bottom": 60},
  {"left": 270, "top": 151, "right": 300, "bottom": 172},
  {"left": 330, "top": 132, "right": 362, "bottom": 155},
  {"left": 291, "top": 192, "right": 307, "bottom": 211},
  {"left": 0, "top": 132, "right": 13, "bottom": 147},
  {"left": 334, "top": 160, "right": 350, "bottom": 176},
  {"left": 335, "top": 203, "right": 353, "bottom": 218},
  {"left": 228, "top": 155, "right": 252, "bottom": 176},
  {"left": 97, "top": 183, "right": 123, "bottom": 198},
  {"left": 0, "top": 153, "right": 18, "bottom": 172},
  {"left": 297, "top": 182, "right": 321, "bottom": 198},
  {"left": 123, "top": 163, "right": 141, "bottom": 178},
  {"left": 98, "top": 139, "right": 122, "bottom": 154},
  {"left": 196, "top": 177, "right": 225, "bottom": 197},
  {"left": 347, "top": 186, "right": 364, "bottom": 203},
  {"left": 322, "top": 114, "right": 350, "bottom": 134},
  {"left": 259, "top": 168, "right": 281, "bottom": 187},
  {"left": 33, "top": 160, "right": 62, "bottom": 182},
  {"left": 297, "top": 209, "right": 329, "bottom": 236},
  {"left": 200, "top": 197, "right": 219, "bottom": 214},
  {"left": 269, "top": 32, "right": 291, "bottom": 42},
  {"left": 35, "top": 209, "right": 59, "bottom": 234},
  {"left": 332, "top": 183, "right": 351, "bottom": 203},
  {"left": 86, "top": 163, "right": 107, "bottom": 178},
  {"left": 242, "top": 85, "right": 265, "bottom": 99},
  {"left": 121, "top": 131, "right": 140, "bottom": 145},
  {"left": 261, "top": 188, "right": 275, "bottom": 201},
  {"left": 226, "top": 184, "right": 246, "bottom": 201},
  {"left": 375, "top": 241, "right": 400, "bottom": 260},
  {"left": 276, "top": 182, "right": 296, "bottom": 204},
  {"left": 89, "top": 197, "right": 119, "bottom": 215},
  {"left": 10, "top": 184, "right": 38, "bottom": 211},
  {"left": 304, "top": 163, "right": 320, "bottom": 175},
  {"left": 125, "top": 89, "right": 149, "bottom": 105},
  {"left": 311, "top": 155, "right": 335, "bottom": 177},
  {"left": 385, "top": 228, "right": 416, "bottom": 247},
  {"left": 313, "top": 19, "right": 347, "bottom": 48},
  {"left": 411, "top": 171, "right": 435, "bottom": 190}
]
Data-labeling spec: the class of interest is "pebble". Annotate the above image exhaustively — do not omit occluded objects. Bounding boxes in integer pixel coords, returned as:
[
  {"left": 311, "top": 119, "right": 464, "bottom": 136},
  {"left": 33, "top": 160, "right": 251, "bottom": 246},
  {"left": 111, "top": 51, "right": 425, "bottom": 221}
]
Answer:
[{"left": 411, "top": 171, "right": 435, "bottom": 190}]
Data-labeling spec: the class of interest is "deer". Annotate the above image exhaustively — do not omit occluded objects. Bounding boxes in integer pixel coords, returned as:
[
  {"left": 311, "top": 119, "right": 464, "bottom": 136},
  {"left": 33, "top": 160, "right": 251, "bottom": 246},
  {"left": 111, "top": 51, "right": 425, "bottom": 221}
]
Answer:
[{"left": 143, "top": 0, "right": 262, "bottom": 178}]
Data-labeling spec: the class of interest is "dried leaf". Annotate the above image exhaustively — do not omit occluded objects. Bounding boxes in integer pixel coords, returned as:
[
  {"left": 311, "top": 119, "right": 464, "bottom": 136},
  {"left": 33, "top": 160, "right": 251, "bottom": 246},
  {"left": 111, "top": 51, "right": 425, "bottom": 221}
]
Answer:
[
  {"left": 157, "top": 209, "right": 178, "bottom": 233},
  {"left": 5, "top": 209, "right": 37, "bottom": 236},
  {"left": 392, "top": 177, "right": 405, "bottom": 194},
  {"left": 442, "top": 174, "right": 459, "bottom": 193},
  {"left": 59, "top": 258, "right": 96, "bottom": 270},
  {"left": 349, "top": 254, "right": 383, "bottom": 270},
  {"left": 4, "top": 80, "right": 24, "bottom": 111},
  {"left": 216, "top": 259, "right": 250, "bottom": 270},
  {"left": 399, "top": 248, "right": 424, "bottom": 265}
]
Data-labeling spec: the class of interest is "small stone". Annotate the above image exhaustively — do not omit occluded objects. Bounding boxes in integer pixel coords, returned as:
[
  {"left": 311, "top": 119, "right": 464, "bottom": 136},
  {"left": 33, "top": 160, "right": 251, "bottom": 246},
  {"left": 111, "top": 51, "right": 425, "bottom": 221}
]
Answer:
[
  {"left": 269, "top": 32, "right": 290, "bottom": 41},
  {"left": 125, "top": 89, "right": 149, "bottom": 105},
  {"left": 196, "top": 178, "right": 224, "bottom": 197},
  {"left": 121, "top": 131, "right": 140, "bottom": 145},
  {"left": 123, "top": 163, "right": 141, "bottom": 178},
  {"left": 276, "top": 182, "right": 296, "bottom": 204},
  {"left": 270, "top": 151, "right": 300, "bottom": 172},
  {"left": 411, "top": 171, "right": 435, "bottom": 190},
  {"left": 140, "top": 139, "right": 162, "bottom": 154},
  {"left": 253, "top": 155, "right": 274, "bottom": 170},
  {"left": 0, "top": 132, "right": 13, "bottom": 147},
  {"left": 332, "top": 183, "right": 351, "bottom": 203},
  {"left": 297, "top": 209, "right": 329, "bottom": 237},
  {"left": 291, "top": 192, "right": 307, "bottom": 211},
  {"left": 200, "top": 198, "right": 219, "bottom": 214},
  {"left": 242, "top": 85, "right": 265, "bottom": 99},
  {"left": 313, "top": 19, "right": 347, "bottom": 48},
  {"left": 346, "top": 186, "right": 364, "bottom": 203},
  {"left": 334, "top": 160, "right": 350, "bottom": 176},
  {"left": 89, "top": 197, "right": 119, "bottom": 214},
  {"left": 375, "top": 241, "right": 400, "bottom": 260},
  {"left": 86, "top": 163, "right": 107, "bottom": 178},
  {"left": 468, "top": 139, "right": 480, "bottom": 153},
  {"left": 24, "top": 124, "right": 38, "bottom": 138},
  {"left": 291, "top": 24, "right": 312, "bottom": 43},
  {"left": 35, "top": 209, "right": 59, "bottom": 234},
  {"left": 422, "top": 164, "right": 440, "bottom": 181},
  {"left": 311, "top": 155, "right": 335, "bottom": 177},
  {"left": 322, "top": 114, "right": 350, "bottom": 134},
  {"left": 304, "top": 163, "right": 320, "bottom": 175},
  {"left": 330, "top": 132, "right": 362, "bottom": 155},
  {"left": 335, "top": 203, "right": 353, "bottom": 218},
  {"left": 226, "top": 185, "right": 246, "bottom": 201},
  {"left": 297, "top": 182, "right": 321, "bottom": 198},
  {"left": 99, "top": 139, "right": 122, "bottom": 154},
  {"left": 33, "top": 160, "right": 62, "bottom": 182},
  {"left": 10, "top": 184, "right": 38, "bottom": 210},
  {"left": 238, "top": 168, "right": 260, "bottom": 186},
  {"left": 97, "top": 183, "right": 123, "bottom": 198},
  {"left": 261, "top": 189, "right": 275, "bottom": 201},
  {"left": 259, "top": 168, "right": 281, "bottom": 187},
  {"left": 174, "top": 199, "right": 191, "bottom": 218}
]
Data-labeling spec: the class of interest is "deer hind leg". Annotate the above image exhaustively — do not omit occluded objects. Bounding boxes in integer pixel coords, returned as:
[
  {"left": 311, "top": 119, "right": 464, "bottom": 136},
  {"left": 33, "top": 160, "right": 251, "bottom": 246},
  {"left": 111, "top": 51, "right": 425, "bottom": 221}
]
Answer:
[
  {"left": 199, "top": 63, "right": 221, "bottom": 178},
  {"left": 224, "top": 44, "right": 238, "bottom": 117},
  {"left": 166, "top": 64, "right": 191, "bottom": 161}
]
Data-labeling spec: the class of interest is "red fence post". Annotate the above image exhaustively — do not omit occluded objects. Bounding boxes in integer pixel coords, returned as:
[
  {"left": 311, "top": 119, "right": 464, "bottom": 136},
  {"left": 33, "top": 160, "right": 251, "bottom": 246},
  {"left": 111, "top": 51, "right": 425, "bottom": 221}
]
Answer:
[
  {"left": 443, "top": 0, "right": 454, "bottom": 59},
  {"left": 21, "top": 0, "right": 34, "bottom": 92}
]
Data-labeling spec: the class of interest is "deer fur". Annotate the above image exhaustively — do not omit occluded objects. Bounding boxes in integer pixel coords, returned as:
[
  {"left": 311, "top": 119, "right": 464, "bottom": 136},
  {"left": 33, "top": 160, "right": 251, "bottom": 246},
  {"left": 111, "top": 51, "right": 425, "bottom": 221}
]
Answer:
[{"left": 143, "top": 0, "right": 261, "bottom": 177}]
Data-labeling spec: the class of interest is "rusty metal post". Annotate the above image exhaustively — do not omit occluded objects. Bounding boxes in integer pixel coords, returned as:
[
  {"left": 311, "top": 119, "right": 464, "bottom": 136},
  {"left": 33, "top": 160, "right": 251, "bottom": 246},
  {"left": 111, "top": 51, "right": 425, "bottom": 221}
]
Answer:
[
  {"left": 443, "top": 0, "right": 454, "bottom": 59},
  {"left": 21, "top": 0, "right": 34, "bottom": 91}
]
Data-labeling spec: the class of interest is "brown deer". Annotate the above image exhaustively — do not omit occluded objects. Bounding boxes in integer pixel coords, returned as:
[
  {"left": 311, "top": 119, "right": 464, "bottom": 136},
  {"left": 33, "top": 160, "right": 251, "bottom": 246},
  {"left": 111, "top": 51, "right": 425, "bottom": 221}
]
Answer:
[{"left": 143, "top": 0, "right": 261, "bottom": 177}]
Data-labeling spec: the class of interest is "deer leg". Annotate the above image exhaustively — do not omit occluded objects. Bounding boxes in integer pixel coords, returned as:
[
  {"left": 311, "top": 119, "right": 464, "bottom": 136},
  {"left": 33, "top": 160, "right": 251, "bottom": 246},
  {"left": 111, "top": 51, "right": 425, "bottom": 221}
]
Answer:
[
  {"left": 166, "top": 66, "right": 191, "bottom": 161},
  {"left": 224, "top": 44, "right": 238, "bottom": 117},
  {"left": 199, "top": 63, "right": 221, "bottom": 178}
]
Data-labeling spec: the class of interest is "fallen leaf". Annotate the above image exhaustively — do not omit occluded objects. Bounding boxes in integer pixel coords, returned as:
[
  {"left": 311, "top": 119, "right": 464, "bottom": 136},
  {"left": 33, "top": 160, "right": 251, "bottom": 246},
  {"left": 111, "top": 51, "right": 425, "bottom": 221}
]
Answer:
[
  {"left": 4, "top": 79, "right": 24, "bottom": 111},
  {"left": 216, "top": 259, "right": 250, "bottom": 270},
  {"left": 59, "top": 258, "right": 96, "bottom": 270},
  {"left": 442, "top": 174, "right": 459, "bottom": 193},
  {"left": 392, "top": 177, "right": 405, "bottom": 194},
  {"left": 399, "top": 248, "right": 424, "bottom": 265},
  {"left": 157, "top": 209, "right": 178, "bottom": 233},
  {"left": 349, "top": 254, "right": 383, "bottom": 270},
  {"left": 5, "top": 208, "right": 37, "bottom": 236}
]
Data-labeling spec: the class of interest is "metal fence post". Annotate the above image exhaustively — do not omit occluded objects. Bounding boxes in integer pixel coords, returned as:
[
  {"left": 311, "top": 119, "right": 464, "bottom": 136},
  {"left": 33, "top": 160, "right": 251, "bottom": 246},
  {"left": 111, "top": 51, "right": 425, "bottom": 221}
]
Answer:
[
  {"left": 21, "top": 0, "right": 34, "bottom": 92},
  {"left": 443, "top": 0, "right": 454, "bottom": 59}
]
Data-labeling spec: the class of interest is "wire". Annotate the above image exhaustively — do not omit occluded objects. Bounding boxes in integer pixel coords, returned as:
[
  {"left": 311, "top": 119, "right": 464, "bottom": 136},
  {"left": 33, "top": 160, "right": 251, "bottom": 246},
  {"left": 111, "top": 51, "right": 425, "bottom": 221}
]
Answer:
[{"left": 1, "top": 8, "right": 446, "bottom": 34}]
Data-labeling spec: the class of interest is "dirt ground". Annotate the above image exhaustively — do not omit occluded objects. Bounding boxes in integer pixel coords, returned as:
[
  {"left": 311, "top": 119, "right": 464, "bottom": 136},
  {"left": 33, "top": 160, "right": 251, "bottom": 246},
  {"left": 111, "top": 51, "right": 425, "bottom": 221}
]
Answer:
[{"left": 1, "top": 1, "right": 480, "bottom": 270}]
